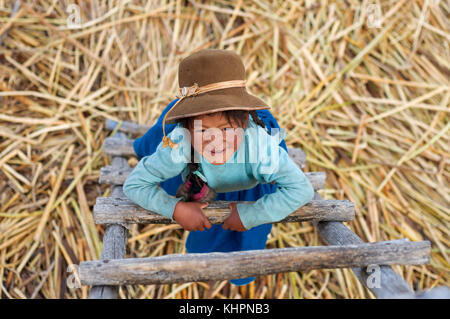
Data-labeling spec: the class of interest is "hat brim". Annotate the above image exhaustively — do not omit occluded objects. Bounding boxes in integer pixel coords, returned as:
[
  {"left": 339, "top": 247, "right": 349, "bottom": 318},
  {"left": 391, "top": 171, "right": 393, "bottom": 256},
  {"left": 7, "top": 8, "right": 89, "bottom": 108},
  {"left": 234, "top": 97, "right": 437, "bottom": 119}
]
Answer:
[{"left": 165, "top": 87, "right": 270, "bottom": 124}]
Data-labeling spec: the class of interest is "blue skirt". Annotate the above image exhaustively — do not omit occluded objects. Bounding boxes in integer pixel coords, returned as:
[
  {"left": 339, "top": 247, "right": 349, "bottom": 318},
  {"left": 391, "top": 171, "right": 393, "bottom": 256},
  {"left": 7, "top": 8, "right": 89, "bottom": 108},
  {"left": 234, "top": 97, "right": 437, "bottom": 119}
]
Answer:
[{"left": 133, "top": 99, "right": 288, "bottom": 286}]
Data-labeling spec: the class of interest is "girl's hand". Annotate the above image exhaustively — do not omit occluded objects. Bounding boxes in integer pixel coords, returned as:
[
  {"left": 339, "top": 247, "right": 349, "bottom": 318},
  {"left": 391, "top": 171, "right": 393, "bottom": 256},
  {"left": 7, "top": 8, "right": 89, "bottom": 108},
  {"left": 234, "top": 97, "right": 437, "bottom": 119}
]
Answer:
[
  {"left": 222, "top": 203, "right": 247, "bottom": 232},
  {"left": 173, "top": 201, "right": 212, "bottom": 231}
]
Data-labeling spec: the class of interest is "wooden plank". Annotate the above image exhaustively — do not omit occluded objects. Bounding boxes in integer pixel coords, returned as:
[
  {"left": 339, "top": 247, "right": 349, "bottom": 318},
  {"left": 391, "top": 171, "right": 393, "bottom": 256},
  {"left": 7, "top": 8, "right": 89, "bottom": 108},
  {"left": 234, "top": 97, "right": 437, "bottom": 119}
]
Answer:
[
  {"left": 88, "top": 134, "right": 129, "bottom": 299},
  {"left": 93, "top": 197, "right": 355, "bottom": 225},
  {"left": 103, "top": 136, "right": 135, "bottom": 157},
  {"left": 105, "top": 119, "right": 151, "bottom": 136},
  {"left": 79, "top": 240, "right": 430, "bottom": 286},
  {"left": 99, "top": 164, "right": 326, "bottom": 189},
  {"left": 101, "top": 136, "right": 307, "bottom": 168},
  {"left": 312, "top": 192, "right": 418, "bottom": 298}
]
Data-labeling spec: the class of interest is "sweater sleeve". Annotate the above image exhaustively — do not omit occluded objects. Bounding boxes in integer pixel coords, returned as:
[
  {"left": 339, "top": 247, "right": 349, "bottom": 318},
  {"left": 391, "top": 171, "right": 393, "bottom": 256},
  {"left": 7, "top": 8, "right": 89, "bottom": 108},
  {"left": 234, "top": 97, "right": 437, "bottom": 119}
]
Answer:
[
  {"left": 236, "top": 128, "right": 315, "bottom": 230},
  {"left": 123, "top": 125, "right": 190, "bottom": 220}
]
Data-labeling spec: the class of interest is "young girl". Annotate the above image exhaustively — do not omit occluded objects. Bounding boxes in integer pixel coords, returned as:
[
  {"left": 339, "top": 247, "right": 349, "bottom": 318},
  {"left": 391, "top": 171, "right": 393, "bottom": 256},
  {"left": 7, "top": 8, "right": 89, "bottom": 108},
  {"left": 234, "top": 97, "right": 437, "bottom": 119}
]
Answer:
[{"left": 123, "top": 49, "right": 315, "bottom": 286}]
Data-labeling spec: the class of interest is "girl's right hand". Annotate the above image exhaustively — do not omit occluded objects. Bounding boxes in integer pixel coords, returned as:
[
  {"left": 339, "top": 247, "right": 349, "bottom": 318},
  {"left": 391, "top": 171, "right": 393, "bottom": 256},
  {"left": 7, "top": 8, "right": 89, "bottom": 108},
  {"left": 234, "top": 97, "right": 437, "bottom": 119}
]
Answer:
[{"left": 173, "top": 201, "right": 212, "bottom": 231}]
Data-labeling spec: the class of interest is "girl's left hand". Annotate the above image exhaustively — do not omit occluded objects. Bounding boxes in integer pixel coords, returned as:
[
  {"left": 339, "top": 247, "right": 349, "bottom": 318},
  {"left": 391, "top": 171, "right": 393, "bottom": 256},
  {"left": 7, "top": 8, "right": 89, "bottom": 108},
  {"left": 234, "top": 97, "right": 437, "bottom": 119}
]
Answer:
[{"left": 222, "top": 203, "right": 247, "bottom": 232}]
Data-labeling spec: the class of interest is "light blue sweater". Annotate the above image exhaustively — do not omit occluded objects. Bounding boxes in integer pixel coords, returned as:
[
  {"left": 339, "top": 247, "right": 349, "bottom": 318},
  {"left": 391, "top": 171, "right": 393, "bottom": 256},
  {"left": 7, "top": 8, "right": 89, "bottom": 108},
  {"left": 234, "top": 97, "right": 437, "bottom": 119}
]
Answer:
[{"left": 123, "top": 116, "right": 315, "bottom": 230}]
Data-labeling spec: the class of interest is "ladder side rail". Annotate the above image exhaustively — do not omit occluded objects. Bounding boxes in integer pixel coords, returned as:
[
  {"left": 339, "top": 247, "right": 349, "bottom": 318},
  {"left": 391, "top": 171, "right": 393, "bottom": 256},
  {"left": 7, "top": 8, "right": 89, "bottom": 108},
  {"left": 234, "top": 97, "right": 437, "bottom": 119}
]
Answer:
[{"left": 88, "top": 132, "right": 130, "bottom": 299}]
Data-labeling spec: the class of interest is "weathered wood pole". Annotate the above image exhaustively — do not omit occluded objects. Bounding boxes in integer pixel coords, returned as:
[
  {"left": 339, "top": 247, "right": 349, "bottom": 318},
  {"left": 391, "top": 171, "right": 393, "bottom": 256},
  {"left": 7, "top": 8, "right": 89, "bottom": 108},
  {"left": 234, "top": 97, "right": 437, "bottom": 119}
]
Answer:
[
  {"left": 313, "top": 192, "right": 419, "bottom": 298},
  {"left": 79, "top": 240, "right": 430, "bottom": 286},
  {"left": 88, "top": 133, "right": 129, "bottom": 299}
]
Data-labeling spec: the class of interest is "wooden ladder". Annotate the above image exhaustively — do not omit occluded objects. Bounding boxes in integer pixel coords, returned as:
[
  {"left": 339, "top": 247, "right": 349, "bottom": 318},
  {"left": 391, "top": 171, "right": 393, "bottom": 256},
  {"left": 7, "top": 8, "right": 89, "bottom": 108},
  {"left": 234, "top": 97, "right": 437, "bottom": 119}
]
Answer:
[{"left": 79, "top": 119, "right": 435, "bottom": 299}]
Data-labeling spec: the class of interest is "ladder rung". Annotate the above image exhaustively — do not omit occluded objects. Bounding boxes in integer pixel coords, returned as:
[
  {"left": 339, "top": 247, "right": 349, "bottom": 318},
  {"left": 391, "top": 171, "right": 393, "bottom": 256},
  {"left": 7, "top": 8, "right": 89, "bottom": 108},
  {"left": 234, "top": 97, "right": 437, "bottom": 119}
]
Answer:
[
  {"left": 103, "top": 136, "right": 135, "bottom": 157},
  {"left": 99, "top": 164, "right": 325, "bottom": 189},
  {"left": 105, "top": 119, "right": 151, "bottom": 136},
  {"left": 93, "top": 197, "right": 355, "bottom": 225},
  {"left": 102, "top": 136, "right": 307, "bottom": 168},
  {"left": 79, "top": 240, "right": 430, "bottom": 286}
]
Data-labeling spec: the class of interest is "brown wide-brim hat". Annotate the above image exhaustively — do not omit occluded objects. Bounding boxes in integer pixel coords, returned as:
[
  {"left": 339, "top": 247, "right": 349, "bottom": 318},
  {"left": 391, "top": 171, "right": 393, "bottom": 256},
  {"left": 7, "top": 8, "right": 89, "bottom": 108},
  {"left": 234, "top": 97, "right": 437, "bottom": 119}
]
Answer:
[{"left": 164, "top": 49, "right": 270, "bottom": 125}]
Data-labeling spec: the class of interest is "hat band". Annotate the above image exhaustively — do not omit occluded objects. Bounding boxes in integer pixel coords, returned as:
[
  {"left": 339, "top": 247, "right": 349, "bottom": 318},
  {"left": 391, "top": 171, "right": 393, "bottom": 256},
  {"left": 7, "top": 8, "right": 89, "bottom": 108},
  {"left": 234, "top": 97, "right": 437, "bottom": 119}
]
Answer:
[
  {"left": 162, "top": 80, "right": 246, "bottom": 148},
  {"left": 176, "top": 80, "right": 246, "bottom": 99}
]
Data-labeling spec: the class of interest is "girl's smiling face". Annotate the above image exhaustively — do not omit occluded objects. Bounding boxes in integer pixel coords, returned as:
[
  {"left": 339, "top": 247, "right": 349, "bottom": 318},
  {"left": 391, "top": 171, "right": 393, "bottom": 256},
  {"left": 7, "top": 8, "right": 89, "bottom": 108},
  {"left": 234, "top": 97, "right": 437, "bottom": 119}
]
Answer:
[{"left": 187, "top": 111, "right": 247, "bottom": 165}]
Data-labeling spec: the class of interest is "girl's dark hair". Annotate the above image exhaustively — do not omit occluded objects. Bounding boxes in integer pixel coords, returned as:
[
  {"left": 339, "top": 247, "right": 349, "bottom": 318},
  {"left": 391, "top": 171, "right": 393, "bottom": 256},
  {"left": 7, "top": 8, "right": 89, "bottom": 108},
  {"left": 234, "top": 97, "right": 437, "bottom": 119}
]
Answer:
[{"left": 178, "top": 110, "right": 267, "bottom": 174}]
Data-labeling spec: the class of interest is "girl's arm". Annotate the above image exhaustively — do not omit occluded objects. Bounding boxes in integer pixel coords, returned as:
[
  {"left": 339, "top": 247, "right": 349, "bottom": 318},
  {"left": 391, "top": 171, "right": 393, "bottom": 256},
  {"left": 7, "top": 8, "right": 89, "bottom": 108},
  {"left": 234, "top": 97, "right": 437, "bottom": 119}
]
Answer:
[
  {"left": 236, "top": 134, "right": 315, "bottom": 230},
  {"left": 123, "top": 126, "right": 189, "bottom": 220}
]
